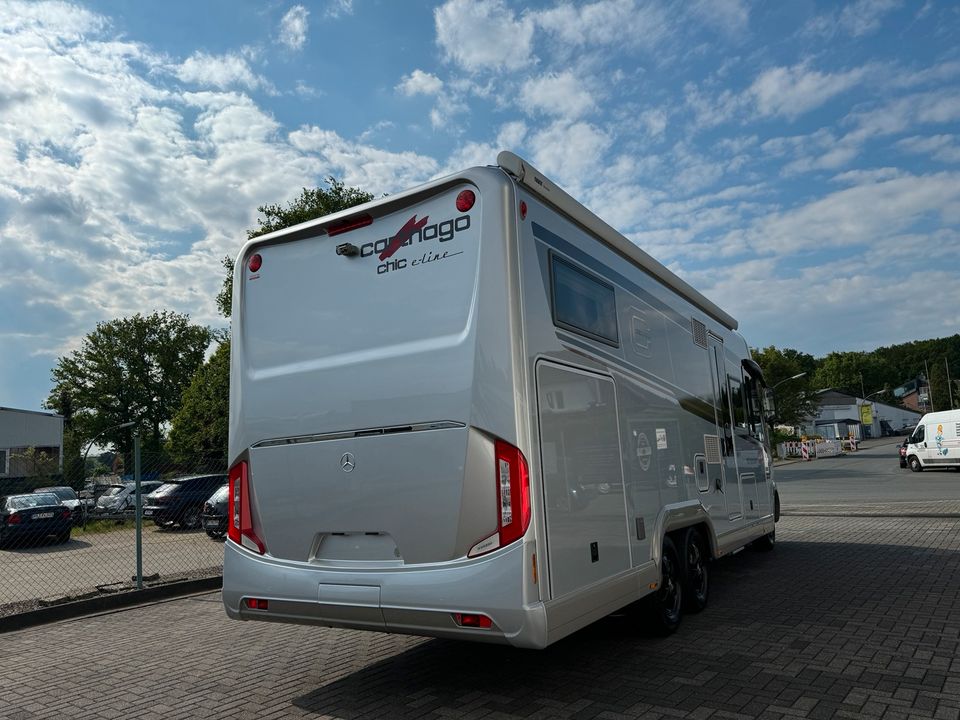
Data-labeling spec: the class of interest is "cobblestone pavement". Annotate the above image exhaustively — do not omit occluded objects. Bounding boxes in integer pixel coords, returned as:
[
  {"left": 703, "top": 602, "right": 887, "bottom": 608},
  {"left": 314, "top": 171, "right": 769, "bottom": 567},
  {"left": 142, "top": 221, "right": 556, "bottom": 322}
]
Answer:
[{"left": 3, "top": 513, "right": 960, "bottom": 720}]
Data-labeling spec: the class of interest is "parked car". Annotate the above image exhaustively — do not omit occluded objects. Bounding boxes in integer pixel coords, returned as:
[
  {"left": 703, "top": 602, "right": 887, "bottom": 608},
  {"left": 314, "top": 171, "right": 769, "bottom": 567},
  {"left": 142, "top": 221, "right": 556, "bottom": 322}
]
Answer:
[
  {"left": 34, "top": 486, "right": 85, "bottom": 525},
  {"left": 899, "top": 438, "right": 909, "bottom": 468},
  {"left": 0, "top": 493, "right": 72, "bottom": 548},
  {"left": 94, "top": 481, "right": 164, "bottom": 515},
  {"left": 201, "top": 483, "right": 229, "bottom": 538},
  {"left": 143, "top": 474, "right": 228, "bottom": 529}
]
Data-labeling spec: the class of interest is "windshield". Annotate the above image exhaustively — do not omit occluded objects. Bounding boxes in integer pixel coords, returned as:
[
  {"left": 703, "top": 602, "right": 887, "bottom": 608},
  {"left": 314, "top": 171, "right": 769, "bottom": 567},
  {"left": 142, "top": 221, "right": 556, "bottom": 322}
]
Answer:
[
  {"left": 42, "top": 487, "right": 77, "bottom": 500},
  {"left": 152, "top": 483, "right": 180, "bottom": 495},
  {"left": 102, "top": 486, "right": 127, "bottom": 497},
  {"left": 8, "top": 494, "right": 61, "bottom": 509}
]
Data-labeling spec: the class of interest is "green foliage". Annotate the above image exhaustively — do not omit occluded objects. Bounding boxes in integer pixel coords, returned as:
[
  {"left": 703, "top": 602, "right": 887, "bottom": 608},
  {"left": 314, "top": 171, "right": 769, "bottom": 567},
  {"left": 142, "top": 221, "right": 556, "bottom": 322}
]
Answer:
[
  {"left": 217, "top": 178, "right": 375, "bottom": 320},
  {"left": 247, "top": 178, "right": 375, "bottom": 240},
  {"left": 752, "top": 346, "right": 818, "bottom": 425},
  {"left": 45, "top": 311, "right": 214, "bottom": 457},
  {"left": 167, "top": 340, "right": 230, "bottom": 463}
]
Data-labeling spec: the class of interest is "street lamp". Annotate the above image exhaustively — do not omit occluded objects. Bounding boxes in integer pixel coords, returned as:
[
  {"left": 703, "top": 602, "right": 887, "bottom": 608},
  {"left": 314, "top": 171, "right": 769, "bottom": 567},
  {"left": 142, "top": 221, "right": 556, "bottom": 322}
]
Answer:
[
  {"left": 858, "top": 389, "right": 886, "bottom": 441},
  {"left": 770, "top": 372, "right": 807, "bottom": 391}
]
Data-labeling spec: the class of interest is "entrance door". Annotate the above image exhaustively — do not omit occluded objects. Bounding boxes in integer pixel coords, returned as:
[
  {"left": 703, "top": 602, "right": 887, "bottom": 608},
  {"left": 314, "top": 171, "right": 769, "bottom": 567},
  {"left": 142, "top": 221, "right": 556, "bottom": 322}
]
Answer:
[
  {"left": 708, "top": 336, "right": 743, "bottom": 526},
  {"left": 537, "top": 362, "right": 631, "bottom": 600}
]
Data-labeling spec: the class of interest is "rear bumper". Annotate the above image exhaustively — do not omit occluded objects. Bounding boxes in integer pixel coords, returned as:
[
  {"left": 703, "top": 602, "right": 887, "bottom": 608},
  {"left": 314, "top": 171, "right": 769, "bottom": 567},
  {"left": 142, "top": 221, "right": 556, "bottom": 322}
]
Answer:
[{"left": 222, "top": 540, "right": 547, "bottom": 648}]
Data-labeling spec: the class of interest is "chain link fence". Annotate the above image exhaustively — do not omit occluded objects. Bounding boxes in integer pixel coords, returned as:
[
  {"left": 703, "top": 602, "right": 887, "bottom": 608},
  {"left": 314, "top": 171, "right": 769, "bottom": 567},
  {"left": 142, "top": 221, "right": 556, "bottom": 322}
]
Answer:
[{"left": 0, "top": 453, "right": 227, "bottom": 617}]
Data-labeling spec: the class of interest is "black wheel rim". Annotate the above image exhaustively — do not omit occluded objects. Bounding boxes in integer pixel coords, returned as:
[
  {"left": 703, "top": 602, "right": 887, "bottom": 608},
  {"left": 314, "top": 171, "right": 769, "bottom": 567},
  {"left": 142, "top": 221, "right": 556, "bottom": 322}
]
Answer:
[
  {"left": 687, "top": 541, "right": 708, "bottom": 602},
  {"left": 661, "top": 553, "right": 681, "bottom": 622}
]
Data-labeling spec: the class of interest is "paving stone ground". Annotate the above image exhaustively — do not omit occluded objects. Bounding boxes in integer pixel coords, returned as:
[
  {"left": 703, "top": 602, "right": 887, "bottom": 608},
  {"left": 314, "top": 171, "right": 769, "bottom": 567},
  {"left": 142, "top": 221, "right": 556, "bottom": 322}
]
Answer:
[{"left": 2, "top": 513, "right": 959, "bottom": 720}]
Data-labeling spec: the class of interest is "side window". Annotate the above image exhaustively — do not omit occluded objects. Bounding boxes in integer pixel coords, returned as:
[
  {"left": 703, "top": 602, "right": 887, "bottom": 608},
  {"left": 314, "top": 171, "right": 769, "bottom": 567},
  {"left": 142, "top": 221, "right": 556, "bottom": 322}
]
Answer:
[
  {"left": 550, "top": 253, "right": 619, "bottom": 346},
  {"left": 912, "top": 425, "right": 925, "bottom": 443},
  {"left": 743, "top": 374, "right": 765, "bottom": 440},
  {"left": 728, "top": 376, "right": 746, "bottom": 431}
]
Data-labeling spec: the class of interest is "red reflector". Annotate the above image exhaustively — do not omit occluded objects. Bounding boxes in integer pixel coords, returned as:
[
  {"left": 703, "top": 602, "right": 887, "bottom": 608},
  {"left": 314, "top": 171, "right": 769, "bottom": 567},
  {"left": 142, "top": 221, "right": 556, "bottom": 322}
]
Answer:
[
  {"left": 245, "top": 598, "right": 268, "bottom": 610},
  {"left": 8, "top": 513, "right": 20, "bottom": 525},
  {"left": 328, "top": 214, "right": 373, "bottom": 237},
  {"left": 452, "top": 613, "right": 492, "bottom": 629},
  {"left": 61, "top": 509, "right": 71, "bottom": 520},
  {"left": 519, "top": 201, "right": 527, "bottom": 220},
  {"left": 248, "top": 254, "right": 262, "bottom": 272},
  {"left": 456, "top": 189, "right": 476, "bottom": 212}
]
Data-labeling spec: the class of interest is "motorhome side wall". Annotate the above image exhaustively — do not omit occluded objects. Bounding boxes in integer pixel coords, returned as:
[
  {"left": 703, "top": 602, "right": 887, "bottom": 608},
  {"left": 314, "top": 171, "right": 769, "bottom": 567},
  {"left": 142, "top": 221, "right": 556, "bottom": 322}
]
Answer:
[{"left": 513, "top": 182, "right": 773, "bottom": 640}]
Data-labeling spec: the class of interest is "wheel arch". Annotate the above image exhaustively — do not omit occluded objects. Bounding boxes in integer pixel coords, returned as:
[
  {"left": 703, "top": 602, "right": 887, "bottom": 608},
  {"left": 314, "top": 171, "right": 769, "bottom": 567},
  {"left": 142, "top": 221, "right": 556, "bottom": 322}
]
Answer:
[{"left": 652, "top": 501, "right": 719, "bottom": 564}]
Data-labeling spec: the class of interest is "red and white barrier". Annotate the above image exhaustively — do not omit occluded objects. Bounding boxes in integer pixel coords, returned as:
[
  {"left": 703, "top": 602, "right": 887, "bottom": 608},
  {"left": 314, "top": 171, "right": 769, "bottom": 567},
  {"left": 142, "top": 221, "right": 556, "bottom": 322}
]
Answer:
[{"left": 801, "top": 443, "right": 809, "bottom": 461}]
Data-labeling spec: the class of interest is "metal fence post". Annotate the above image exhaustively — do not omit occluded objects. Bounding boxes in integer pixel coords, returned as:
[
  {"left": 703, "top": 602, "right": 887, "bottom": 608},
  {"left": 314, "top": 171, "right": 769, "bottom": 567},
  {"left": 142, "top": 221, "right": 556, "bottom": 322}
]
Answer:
[{"left": 134, "top": 429, "right": 143, "bottom": 590}]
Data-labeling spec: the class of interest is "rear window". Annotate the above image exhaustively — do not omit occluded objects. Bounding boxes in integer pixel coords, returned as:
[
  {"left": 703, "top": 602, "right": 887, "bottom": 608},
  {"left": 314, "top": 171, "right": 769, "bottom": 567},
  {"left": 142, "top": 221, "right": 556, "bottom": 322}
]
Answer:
[
  {"left": 8, "top": 494, "right": 61, "bottom": 509},
  {"left": 101, "top": 486, "right": 127, "bottom": 497},
  {"left": 36, "top": 487, "right": 77, "bottom": 500}
]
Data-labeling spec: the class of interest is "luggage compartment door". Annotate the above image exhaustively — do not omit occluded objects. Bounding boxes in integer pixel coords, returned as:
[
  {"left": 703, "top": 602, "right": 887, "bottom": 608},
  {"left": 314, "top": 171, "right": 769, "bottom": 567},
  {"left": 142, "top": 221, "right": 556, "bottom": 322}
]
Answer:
[{"left": 536, "top": 362, "right": 630, "bottom": 600}]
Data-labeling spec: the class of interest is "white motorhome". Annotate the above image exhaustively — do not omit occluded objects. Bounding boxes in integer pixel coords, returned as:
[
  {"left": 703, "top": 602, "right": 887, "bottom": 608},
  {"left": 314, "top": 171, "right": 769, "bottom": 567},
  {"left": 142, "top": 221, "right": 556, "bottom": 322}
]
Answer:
[
  {"left": 905, "top": 409, "right": 960, "bottom": 471},
  {"left": 223, "top": 152, "right": 779, "bottom": 648}
]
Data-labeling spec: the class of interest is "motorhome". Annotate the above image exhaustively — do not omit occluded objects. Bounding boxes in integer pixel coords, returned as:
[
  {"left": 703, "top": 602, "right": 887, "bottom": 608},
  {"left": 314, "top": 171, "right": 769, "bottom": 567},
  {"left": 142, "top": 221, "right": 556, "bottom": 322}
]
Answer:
[
  {"left": 223, "top": 152, "right": 779, "bottom": 648},
  {"left": 905, "top": 409, "right": 960, "bottom": 471}
]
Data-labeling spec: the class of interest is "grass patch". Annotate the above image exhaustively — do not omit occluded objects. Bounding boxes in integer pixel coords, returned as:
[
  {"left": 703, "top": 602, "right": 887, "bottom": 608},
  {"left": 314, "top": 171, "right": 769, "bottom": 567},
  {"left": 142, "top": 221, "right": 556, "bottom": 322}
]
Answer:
[{"left": 75, "top": 518, "right": 144, "bottom": 535}]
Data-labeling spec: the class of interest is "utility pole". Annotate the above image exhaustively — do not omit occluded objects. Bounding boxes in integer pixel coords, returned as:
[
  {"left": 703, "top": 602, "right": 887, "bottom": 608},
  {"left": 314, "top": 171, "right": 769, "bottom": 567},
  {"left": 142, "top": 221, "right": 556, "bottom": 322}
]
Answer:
[{"left": 924, "top": 359, "right": 935, "bottom": 412}]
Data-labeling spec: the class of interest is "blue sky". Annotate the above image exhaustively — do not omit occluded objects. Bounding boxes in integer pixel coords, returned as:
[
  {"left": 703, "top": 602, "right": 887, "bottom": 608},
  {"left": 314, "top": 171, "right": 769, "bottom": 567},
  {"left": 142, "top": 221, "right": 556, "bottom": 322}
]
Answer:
[{"left": 1, "top": 0, "right": 959, "bottom": 412}]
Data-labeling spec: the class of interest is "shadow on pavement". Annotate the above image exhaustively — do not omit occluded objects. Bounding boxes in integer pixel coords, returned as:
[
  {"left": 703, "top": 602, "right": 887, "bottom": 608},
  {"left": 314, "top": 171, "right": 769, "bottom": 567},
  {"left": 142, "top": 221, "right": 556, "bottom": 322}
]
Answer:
[{"left": 292, "top": 536, "right": 960, "bottom": 718}]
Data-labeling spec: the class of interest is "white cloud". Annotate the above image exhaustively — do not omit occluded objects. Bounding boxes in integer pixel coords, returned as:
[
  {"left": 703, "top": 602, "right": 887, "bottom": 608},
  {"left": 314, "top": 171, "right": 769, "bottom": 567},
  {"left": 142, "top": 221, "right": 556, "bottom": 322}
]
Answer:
[
  {"left": 279, "top": 5, "right": 309, "bottom": 51},
  {"left": 896, "top": 135, "right": 960, "bottom": 164},
  {"left": 520, "top": 71, "right": 594, "bottom": 119},
  {"left": 691, "top": 0, "right": 750, "bottom": 36},
  {"left": 749, "top": 64, "right": 868, "bottom": 120},
  {"left": 434, "top": 0, "right": 534, "bottom": 72},
  {"left": 528, "top": 120, "right": 612, "bottom": 190},
  {"left": 396, "top": 69, "right": 443, "bottom": 97},
  {"left": 838, "top": 0, "right": 902, "bottom": 37},
  {"left": 325, "top": 0, "right": 353, "bottom": 18},
  {"left": 533, "top": 0, "right": 671, "bottom": 51},
  {"left": 177, "top": 51, "right": 266, "bottom": 91}
]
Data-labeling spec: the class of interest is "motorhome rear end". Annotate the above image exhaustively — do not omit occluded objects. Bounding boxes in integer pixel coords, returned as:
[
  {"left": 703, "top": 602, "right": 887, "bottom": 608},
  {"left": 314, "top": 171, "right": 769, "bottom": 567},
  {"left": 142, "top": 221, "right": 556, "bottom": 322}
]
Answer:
[
  {"left": 905, "top": 409, "right": 960, "bottom": 471},
  {"left": 224, "top": 152, "right": 778, "bottom": 648}
]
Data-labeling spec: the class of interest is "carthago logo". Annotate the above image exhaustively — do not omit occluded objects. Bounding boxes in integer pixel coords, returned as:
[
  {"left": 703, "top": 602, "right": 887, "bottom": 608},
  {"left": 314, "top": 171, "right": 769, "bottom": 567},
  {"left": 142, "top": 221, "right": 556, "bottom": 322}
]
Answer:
[{"left": 356, "top": 212, "right": 471, "bottom": 275}]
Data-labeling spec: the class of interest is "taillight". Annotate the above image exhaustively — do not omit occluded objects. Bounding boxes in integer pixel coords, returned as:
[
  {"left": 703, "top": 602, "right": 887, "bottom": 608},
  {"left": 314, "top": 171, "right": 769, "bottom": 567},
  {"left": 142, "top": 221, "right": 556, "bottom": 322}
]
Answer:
[
  {"left": 468, "top": 439, "right": 531, "bottom": 557},
  {"left": 8, "top": 513, "right": 21, "bottom": 525},
  {"left": 61, "top": 508, "right": 71, "bottom": 520},
  {"left": 456, "top": 189, "right": 476, "bottom": 212},
  {"left": 228, "top": 461, "right": 266, "bottom": 555}
]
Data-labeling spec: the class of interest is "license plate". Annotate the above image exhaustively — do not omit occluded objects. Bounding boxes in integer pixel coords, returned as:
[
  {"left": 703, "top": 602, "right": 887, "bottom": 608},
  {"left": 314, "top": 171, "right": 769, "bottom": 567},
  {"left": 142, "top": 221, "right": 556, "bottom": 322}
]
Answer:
[
  {"left": 143, "top": 509, "right": 154, "bottom": 516},
  {"left": 204, "top": 519, "right": 220, "bottom": 528},
  {"left": 34, "top": 512, "right": 54, "bottom": 519}
]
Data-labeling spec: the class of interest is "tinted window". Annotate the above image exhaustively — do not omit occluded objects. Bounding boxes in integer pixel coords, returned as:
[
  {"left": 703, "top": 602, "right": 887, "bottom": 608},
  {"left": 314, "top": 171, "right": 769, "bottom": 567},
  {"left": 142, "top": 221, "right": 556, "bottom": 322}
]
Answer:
[
  {"left": 8, "top": 494, "right": 61, "bottom": 509},
  {"left": 551, "top": 254, "right": 619, "bottom": 345},
  {"left": 36, "top": 487, "right": 77, "bottom": 500}
]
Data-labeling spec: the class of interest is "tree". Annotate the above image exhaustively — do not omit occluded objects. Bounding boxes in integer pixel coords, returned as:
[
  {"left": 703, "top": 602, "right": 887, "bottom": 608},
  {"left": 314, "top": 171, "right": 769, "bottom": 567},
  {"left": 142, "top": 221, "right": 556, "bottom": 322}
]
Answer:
[
  {"left": 217, "top": 179, "right": 375, "bottom": 319},
  {"left": 167, "top": 340, "right": 230, "bottom": 464},
  {"left": 752, "top": 346, "right": 818, "bottom": 426},
  {"left": 45, "top": 311, "right": 214, "bottom": 458}
]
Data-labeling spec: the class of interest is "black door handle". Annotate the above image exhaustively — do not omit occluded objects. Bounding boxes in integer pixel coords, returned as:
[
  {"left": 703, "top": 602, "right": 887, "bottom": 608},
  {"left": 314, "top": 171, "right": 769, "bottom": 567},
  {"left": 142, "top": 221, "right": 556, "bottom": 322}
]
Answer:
[{"left": 715, "top": 477, "right": 723, "bottom": 493}]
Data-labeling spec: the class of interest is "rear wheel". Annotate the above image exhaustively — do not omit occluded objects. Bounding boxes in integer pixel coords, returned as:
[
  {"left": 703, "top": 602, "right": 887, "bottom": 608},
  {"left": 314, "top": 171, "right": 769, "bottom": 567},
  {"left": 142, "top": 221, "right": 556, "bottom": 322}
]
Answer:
[
  {"left": 680, "top": 528, "right": 709, "bottom": 614},
  {"left": 909, "top": 456, "right": 923, "bottom": 473},
  {"left": 57, "top": 529, "right": 71, "bottom": 544},
  {"left": 646, "top": 536, "right": 682, "bottom": 634},
  {"left": 180, "top": 507, "right": 201, "bottom": 530}
]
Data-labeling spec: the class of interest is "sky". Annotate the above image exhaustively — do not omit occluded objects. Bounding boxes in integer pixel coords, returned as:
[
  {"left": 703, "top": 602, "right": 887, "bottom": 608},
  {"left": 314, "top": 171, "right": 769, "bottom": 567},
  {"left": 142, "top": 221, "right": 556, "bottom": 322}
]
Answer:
[{"left": 1, "top": 0, "right": 959, "bottom": 412}]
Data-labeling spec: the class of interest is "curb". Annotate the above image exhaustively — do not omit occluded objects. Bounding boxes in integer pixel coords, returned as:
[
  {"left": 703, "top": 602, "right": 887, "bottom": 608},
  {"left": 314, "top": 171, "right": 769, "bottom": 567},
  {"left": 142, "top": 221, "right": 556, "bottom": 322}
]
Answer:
[
  {"left": 0, "top": 576, "right": 222, "bottom": 634},
  {"left": 782, "top": 511, "right": 960, "bottom": 519}
]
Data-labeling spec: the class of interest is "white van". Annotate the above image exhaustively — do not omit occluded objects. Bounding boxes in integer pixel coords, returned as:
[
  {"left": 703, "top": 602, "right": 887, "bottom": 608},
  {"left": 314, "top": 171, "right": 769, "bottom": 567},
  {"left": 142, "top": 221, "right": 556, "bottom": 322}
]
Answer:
[
  {"left": 905, "top": 409, "right": 960, "bottom": 471},
  {"left": 222, "top": 152, "right": 779, "bottom": 648}
]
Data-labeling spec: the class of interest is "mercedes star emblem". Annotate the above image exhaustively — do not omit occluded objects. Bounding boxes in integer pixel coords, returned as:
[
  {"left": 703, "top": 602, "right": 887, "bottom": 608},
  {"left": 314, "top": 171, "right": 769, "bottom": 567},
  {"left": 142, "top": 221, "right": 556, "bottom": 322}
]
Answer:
[{"left": 340, "top": 452, "right": 356, "bottom": 473}]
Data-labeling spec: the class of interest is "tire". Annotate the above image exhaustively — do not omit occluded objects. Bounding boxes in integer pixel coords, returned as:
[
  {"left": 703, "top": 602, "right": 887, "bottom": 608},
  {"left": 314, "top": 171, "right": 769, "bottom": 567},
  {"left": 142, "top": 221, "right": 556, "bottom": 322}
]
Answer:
[
  {"left": 205, "top": 528, "right": 225, "bottom": 539},
  {"left": 57, "top": 529, "right": 71, "bottom": 544},
  {"left": 774, "top": 491, "right": 781, "bottom": 522},
  {"left": 646, "top": 536, "right": 683, "bottom": 635},
  {"left": 909, "top": 456, "right": 923, "bottom": 473},
  {"left": 680, "top": 528, "right": 709, "bottom": 614},
  {"left": 180, "top": 507, "right": 201, "bottom": 530},
  {"left": 753, "top": 527, "right": 776, "bottom": 552}
]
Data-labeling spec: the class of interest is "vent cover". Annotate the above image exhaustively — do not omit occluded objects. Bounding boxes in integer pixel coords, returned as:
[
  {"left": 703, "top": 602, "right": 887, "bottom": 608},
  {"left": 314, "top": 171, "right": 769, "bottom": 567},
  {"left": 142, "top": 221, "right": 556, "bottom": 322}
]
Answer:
[
  {"left": 691, "top": 318, "right": 708, "bottom": 348},
  {"left": 704, "top": 434, "right": 722, "bottom": 464}
]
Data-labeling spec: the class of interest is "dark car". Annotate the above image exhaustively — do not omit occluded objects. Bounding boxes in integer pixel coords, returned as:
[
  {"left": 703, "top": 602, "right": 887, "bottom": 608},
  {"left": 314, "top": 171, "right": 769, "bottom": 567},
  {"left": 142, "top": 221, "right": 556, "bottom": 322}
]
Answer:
[
  {"left": 143, "top": 474, "right": 228, "bottom": 529},
  {"left": 0, "top": 493, "right": 73, "bottom": 548},
  {"left": 899, "top": 438, "right": 909, "bottom": 468},
  {"left": 201, "top": 483, "right": 229, "bottom": 538},
  {"left": 34, "top": 486, "right": 85, "bottom": 525}
]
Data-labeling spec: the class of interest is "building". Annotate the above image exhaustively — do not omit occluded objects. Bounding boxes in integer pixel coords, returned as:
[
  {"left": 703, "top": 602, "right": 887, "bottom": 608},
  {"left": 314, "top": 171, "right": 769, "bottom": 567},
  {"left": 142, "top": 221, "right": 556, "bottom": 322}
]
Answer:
[
  {"left": 0, "top": 407, "right": 64, "bottom": 478},
  {"left": 802, "top": 389, "right": 922, "bottom": 441},
  {"left": 893, "top": 378, "right": 931, "bottom": 413}
]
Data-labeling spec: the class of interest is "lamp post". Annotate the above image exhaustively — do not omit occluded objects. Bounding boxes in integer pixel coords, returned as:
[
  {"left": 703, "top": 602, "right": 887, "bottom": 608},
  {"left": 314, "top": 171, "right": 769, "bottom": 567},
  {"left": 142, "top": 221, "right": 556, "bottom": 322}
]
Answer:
[
  {"left": 770, "top": 372, "right": 807, "bottom": 392},
  {"left": 859, "top": 389, "right": 885, "bottom": 441},
  {"left": 767, "top": 373, "right": 807, "bottom": 455}
]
